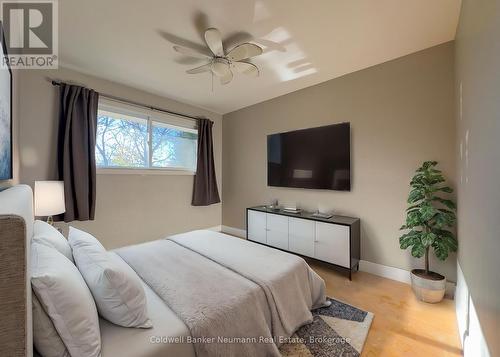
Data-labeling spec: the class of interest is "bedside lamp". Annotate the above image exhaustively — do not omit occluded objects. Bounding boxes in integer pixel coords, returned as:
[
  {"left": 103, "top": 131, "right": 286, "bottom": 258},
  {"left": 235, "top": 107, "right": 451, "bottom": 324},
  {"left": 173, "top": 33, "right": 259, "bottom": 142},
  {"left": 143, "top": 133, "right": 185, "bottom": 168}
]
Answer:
[{"left": 35, "top": 181, "right": 66, "bottom": 225}]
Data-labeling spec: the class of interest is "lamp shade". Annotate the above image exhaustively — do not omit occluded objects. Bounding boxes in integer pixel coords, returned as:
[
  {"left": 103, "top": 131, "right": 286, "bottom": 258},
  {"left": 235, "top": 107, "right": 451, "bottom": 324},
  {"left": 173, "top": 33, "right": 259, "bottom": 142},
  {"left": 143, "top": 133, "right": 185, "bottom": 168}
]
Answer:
[{"left": 34, "top": 181, "right": 66, "bottom": 217}]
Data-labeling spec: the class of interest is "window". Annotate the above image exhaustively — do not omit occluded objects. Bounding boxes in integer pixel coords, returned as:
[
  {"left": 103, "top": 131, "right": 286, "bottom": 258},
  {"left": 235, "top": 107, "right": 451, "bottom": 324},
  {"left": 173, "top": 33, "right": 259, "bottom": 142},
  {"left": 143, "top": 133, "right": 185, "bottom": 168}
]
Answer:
[
  {"left": 96, "top": 100, "right": 198, "bottom": 172},
  {"left": 151, "top": 121, "right": 197, "bottom": 169}
]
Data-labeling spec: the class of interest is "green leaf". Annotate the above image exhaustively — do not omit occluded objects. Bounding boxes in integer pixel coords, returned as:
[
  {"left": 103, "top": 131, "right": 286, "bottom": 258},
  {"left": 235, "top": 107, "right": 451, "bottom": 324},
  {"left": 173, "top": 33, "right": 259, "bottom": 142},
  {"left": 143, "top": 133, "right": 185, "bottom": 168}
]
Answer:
[
  {"left": 434, "top": 210, "right": 456, "bottom": 228},
  {"left": 432, "top": 197, "right": 456, "bottom": 210},
  {"left": 405, "top": 208, "right": 420, "bottom": 215},
  {"left": 435, "top": 186, "right": 453, "bottom": 193},
  {"left": 442, "top": 235, "right": 458, "bottom": 252},
  {"left": 437, "top": 208, "right": 456, "bottom": 215},
  {"left": 428, "top": 176, "right": 446, "bottom": 185},
  {"left": 406, "top": 203, "right": 420, "bottom": 210},
  {"left": 432, "top": 240, "right": 449, "bottom": 261},
  {"left": 419, "top": 205, "right": 438, "bottom": 221},
  {"left": 399, "top": 235, "right": 413, "bottom": 249},
  {"left": 431, "top": 228, "right": 454, "bottom": 238},
  {"left": 421, "top": 232, "right": 436, "bottom": 247},
  {"left": 406, "top": 210, "right": 423, "bottom": 228},
  {"left": 399, "top": 230, "right": 422, "bottom": 249},
  {"left": 423, "top": 161, "right": 438, "bottom": 169},
  {"left": 408, "top": 189, "right": 425, "bottom": 204},
  {"left": 432, "top": 229, "right": 458, "bottom": 252},
  {"left": 411, "top": 244, "right": 425, "bottom": 258}
]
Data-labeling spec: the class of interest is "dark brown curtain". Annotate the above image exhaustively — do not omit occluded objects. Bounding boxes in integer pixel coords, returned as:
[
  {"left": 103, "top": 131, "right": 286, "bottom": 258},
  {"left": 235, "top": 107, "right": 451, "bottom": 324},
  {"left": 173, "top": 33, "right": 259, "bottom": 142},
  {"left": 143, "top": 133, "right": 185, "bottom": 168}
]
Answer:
[
  {"left": 192, "top": 118, "right": 220, "bottom": 206},
  {"left": 57, "top": 83, "right": 99, "bottom": 221}
]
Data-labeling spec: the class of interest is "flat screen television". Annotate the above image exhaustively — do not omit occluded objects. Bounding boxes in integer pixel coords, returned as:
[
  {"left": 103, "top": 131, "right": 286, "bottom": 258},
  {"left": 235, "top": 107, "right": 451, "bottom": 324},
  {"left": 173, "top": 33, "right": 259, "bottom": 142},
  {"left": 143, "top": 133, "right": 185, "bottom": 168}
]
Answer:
[{"left": 267, "top": 122, "right": 350, "bottom": 191}]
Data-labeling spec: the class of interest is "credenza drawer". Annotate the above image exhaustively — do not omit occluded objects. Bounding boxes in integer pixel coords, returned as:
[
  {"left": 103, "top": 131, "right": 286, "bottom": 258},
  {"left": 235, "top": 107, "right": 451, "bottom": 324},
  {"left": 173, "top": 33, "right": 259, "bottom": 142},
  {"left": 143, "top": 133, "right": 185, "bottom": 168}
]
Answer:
[
  {"left": 288, "top": 217, "right": 315, "bottom": 257},
  {"left": 266, "top": 214, "right": 289, "bottom": 250},
  {"left": 314, "top": 222, "right": 350, "bottom": 268},
  {"left": 247, "top": 210, "right": 267, "bottom": 244}
]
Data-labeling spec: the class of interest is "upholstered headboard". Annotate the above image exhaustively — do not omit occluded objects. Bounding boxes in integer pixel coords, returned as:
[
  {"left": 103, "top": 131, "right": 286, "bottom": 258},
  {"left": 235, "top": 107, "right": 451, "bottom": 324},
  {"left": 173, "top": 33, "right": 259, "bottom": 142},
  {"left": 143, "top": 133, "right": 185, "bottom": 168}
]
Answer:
[{"left": 0, "top": 185, "right": 34, "bottom": 357}]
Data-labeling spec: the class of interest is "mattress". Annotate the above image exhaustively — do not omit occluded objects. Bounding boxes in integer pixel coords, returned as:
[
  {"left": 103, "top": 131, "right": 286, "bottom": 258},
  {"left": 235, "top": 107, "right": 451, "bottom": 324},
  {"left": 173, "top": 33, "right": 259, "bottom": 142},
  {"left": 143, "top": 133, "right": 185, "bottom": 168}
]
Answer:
[{"left": 99, "top": 253, "right": 195, "bottom": 357}]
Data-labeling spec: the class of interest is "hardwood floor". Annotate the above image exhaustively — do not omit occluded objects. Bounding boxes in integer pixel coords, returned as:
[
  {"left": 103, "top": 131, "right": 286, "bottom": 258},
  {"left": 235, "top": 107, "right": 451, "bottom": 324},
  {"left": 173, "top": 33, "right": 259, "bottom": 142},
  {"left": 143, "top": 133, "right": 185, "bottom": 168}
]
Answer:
[{"left": 308, "top": 261, "right": 463, "bottom": 357}]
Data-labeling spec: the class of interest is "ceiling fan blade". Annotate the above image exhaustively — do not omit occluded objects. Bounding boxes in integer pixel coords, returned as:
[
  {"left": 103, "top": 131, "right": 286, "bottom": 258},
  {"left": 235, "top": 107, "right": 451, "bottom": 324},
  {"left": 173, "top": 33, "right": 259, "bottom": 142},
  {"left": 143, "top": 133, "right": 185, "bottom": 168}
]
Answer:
[
  {"left": 219, "top": 68, "right": 233, "bottom": 85},
  {"left": 186, "top": 63, "right": 212, "bottom": 74},
  {"left": 233, "top": 61, "right": 259, "bottom": 77},
  {"left": 227, "top": 43, "right": 263, "bottom": 62},
  {"left": 204, "top": 28, "right": 224, "bottom": 57},
  {"left": 173, "top": 45, "right": 211, "bottom": 59}
]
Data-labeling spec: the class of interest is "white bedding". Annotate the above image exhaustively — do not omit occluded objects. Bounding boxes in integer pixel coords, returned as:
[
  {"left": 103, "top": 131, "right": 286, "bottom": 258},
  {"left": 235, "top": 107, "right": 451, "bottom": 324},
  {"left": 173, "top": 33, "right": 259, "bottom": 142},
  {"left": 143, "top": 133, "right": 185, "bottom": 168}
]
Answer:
[
  {"left": 100, "top": 253, "right": 195, "bottom": 357},
  {"left": 115, "top": 230, "right": 328, "bottom": 357},
  {"left": 101, "top": 230, "right": 328, "bottom": 357}
]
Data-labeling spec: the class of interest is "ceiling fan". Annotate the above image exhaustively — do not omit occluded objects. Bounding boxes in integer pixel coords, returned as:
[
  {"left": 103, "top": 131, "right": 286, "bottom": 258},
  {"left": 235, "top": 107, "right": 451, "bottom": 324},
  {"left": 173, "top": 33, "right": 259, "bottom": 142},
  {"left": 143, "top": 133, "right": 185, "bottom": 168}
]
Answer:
[{"left": 173, "top": 28, "right": 264, "bottom": 85}]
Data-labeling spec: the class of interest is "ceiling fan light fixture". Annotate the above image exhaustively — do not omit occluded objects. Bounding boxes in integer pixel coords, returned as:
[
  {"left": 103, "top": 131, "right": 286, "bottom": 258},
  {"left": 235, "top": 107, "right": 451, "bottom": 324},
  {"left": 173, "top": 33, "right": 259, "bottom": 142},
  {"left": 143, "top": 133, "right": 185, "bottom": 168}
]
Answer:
[
  {"left": 174, "top": 27, "right": 264, "bottom": 85},
  {"left": 211, "top": 58, "right": 230, "bottom": 77}
]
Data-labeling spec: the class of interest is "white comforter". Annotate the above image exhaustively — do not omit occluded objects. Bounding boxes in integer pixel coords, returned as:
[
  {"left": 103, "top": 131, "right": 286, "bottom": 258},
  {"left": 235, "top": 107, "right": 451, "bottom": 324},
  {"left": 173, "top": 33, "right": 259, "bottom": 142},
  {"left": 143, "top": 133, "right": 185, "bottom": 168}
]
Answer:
[{"left": 112, "top": 230, "right": 329, "bottom": 357}]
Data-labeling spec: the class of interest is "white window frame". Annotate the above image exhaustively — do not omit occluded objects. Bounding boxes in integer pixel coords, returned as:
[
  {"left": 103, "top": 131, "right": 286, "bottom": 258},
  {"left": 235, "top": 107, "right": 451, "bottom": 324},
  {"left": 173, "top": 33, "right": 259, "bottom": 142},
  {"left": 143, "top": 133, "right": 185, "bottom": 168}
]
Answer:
[{"left": 96, "top": 98, "right": 198, "bottom": 176}]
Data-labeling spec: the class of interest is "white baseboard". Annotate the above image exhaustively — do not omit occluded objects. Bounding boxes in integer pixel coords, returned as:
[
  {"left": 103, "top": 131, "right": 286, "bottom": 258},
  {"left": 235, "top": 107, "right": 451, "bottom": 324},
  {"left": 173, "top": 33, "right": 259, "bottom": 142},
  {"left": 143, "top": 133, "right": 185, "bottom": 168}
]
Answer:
[
  {"left": 206, "top": 225, "right": 222, "bottom": 232},
  {"left": 358, "top": 260, "right": 411, "bottom": 284},
  {"left": 218, "top": 226, "right": 455, "bottom": 296},
  {"left": 221, "top": 225, "right": 246, "bottom": 238}
]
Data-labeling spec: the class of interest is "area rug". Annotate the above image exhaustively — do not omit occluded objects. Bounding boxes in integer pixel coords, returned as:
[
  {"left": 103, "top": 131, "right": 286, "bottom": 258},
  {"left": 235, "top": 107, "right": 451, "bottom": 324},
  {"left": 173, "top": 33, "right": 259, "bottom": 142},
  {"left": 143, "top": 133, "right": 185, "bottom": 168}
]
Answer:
[{"left": 280, "top": 298, "right": 373, "bottom": 357}]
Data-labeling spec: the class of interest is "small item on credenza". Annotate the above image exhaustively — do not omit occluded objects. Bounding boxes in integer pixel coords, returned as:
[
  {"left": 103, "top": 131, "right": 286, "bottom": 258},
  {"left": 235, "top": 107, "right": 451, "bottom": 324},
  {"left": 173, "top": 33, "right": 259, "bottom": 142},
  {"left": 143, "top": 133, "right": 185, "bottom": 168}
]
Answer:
[
  {"left": 282, "top": 203, "right": 301, "bottom": 214},
  {"left": 312, "top": 211, "right": 333, "bottom": 219},
  {"left": 267, "top": 199, "right": 280, "bottom": 211},
  {"left": 283, "top": 208, "right": 302, "bottom": 214},
  {"left": 313, "top": 204, "right": 333, "bottom": 219}
]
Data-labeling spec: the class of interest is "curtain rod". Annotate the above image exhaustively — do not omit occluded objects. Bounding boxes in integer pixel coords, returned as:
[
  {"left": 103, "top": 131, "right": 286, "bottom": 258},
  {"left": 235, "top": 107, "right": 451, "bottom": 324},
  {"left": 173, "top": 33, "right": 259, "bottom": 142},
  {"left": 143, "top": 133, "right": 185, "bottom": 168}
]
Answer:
[{"left": 50, "top": 80, "right": 211, "bottom": 123}]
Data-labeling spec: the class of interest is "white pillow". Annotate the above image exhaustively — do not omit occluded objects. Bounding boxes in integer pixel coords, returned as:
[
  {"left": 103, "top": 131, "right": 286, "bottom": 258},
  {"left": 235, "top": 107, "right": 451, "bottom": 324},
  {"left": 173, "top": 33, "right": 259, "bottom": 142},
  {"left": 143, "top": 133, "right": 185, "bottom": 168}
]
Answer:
[
  {"left": 33, "top": 220, "right": 73, "bottom": 262},
  {"left": 32, "top": 292, "right": 70, "bottom": 357},
  {"left": 68, "top": 227, "right": 152, "bottom": 328},
  {"left": 31, "top": 242, "right": 101, "bottom": 357}
]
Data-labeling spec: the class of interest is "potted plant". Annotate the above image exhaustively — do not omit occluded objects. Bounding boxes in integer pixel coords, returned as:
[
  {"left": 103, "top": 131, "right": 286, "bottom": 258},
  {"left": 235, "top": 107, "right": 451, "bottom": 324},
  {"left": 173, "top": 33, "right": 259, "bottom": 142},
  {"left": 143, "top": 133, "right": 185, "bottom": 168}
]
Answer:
[{"left": 399, "top": 161, "right": 458, "bottom": 303}]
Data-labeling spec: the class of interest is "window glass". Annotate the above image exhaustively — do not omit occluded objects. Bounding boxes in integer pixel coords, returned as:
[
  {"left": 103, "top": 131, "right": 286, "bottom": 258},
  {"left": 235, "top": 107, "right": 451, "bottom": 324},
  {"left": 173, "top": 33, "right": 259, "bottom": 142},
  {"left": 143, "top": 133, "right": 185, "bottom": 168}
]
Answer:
[
  {"left": 95, "top": 105, "right": 198, "bottom": 172},
  {"left": 96, "top": 110, "right": 149, "bottom": 168},
  {"left": 151, "top": 121, "right": 197, "bottom": 171}
]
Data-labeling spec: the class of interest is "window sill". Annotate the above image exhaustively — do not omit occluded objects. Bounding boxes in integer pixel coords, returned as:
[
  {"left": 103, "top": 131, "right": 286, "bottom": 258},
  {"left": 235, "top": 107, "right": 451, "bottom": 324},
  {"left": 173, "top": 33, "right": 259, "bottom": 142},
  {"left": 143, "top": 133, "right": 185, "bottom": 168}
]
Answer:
[{"left": 96, "top": 168, "right": 196, "bottom": 176}]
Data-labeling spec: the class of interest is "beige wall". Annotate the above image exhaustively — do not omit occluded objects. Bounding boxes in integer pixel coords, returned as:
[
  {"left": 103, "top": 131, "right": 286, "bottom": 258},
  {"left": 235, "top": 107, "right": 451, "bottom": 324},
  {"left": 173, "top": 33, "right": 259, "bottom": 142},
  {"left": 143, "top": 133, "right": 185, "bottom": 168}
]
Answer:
[
  {"left": 18, "top": 67, "right": 222, "bottom": 248},
  {"left": 223, "top": 42, "right": 457, "bottom": 280},
  {"left": 455, "top": 0, "right": 499, "bottom": 354}
]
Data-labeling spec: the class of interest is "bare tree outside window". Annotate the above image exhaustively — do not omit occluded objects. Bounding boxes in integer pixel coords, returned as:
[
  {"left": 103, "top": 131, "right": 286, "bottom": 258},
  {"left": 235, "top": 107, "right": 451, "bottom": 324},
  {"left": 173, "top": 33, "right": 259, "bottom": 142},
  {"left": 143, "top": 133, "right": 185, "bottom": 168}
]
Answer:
[
  {"left": 96, "top": 110, "right": 197, "bottom": 171},
  {"left": 152, "top": 121, "right": 197, "bottom": 170}
]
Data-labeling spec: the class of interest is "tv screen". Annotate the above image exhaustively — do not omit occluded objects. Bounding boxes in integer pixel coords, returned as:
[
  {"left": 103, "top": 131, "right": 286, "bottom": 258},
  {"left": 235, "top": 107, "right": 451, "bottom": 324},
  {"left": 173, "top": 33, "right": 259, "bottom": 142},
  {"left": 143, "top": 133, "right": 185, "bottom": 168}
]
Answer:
[{"left": 267, "top": 123, "right": 350, "bottom": 191}]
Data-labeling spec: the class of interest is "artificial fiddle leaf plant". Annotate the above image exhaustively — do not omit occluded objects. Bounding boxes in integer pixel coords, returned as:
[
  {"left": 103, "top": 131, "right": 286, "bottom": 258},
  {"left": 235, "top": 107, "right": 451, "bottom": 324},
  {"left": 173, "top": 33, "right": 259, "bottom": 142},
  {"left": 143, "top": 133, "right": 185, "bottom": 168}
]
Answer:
[{"left": 399, "top": 161, "right": 458, "bottom": 276}]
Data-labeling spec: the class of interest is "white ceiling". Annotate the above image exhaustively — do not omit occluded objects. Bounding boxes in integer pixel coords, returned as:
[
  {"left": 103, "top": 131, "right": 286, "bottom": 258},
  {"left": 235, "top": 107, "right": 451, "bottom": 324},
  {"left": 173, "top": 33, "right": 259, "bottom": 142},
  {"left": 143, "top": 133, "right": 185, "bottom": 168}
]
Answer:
[{"left": 59, "top": 0, "right": 461, "bottom": 114}]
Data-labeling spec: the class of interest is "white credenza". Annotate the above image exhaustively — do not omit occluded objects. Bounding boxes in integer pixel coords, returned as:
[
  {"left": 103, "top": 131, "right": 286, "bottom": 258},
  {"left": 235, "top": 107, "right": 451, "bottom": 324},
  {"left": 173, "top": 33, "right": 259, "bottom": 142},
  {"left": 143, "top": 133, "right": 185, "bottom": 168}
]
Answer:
[{"left": 247, "top": 207, "right": 360, "bottom": 279}]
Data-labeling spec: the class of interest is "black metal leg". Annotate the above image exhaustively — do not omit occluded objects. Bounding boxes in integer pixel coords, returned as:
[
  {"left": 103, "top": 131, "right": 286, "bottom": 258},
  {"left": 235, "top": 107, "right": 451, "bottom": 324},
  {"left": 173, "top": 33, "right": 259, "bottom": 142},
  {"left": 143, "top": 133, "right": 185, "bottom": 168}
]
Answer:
[{"left": 349, "top": 269, "right": 352, "bottom": 281}]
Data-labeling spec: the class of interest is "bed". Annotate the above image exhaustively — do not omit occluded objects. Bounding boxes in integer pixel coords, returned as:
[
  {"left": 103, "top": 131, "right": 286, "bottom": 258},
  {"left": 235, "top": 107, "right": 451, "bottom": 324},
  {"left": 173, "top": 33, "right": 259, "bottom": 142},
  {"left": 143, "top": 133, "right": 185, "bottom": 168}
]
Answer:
[{"left": 0, "top": 185, "right": 329, "bottom": 357}]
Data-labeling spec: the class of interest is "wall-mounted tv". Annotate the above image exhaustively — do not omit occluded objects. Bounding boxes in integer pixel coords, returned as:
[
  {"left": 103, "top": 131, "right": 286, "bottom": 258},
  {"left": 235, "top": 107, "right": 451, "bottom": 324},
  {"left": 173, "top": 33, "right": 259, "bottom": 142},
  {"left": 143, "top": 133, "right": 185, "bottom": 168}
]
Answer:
[{"left": 267, "top": 122, "right": 350, "bottom": 191}]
